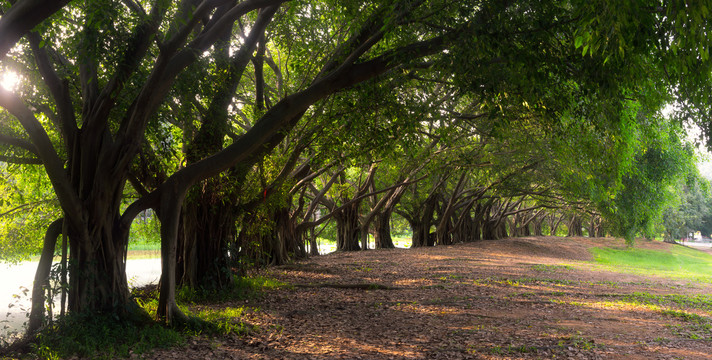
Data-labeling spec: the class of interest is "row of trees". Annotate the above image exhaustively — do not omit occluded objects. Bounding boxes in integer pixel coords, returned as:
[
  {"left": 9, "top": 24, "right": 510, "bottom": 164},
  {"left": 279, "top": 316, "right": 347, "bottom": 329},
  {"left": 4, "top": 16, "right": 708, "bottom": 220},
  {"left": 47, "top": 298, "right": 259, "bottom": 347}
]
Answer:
[{"left": 0, "top": 0, "right": 711, "bottom": 337}]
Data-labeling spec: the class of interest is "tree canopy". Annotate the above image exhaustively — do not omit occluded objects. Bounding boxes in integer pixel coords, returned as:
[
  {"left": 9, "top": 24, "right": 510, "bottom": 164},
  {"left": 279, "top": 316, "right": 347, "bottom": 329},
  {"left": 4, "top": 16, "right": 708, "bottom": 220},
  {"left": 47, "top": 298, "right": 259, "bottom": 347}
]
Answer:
[{"left": 0, "top": 0, "right": 710, "bottom": 338}]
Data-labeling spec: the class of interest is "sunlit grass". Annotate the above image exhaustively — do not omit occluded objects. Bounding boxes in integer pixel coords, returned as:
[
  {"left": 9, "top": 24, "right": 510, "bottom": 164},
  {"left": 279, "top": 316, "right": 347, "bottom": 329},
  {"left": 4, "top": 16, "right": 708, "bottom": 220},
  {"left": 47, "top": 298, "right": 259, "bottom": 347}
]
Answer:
[{"left": 588, "top": 244, "right": 712, "bottom": 282}]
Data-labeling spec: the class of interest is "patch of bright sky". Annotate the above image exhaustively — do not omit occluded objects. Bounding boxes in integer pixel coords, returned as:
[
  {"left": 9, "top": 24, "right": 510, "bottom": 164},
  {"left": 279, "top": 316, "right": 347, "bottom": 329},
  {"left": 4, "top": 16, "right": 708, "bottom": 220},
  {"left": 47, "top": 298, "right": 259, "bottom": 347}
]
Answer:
[
  {"left": 686, "top": 123, "right": 712, "bottom": 180},
  {"left": 663, "top": 104, "right": 712, "bottom": 179}
]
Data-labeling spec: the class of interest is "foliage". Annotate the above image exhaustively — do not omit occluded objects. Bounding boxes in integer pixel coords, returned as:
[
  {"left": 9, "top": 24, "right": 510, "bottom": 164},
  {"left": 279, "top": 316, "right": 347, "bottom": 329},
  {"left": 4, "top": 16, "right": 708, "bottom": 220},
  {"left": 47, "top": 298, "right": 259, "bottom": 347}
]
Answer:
[
  {"left": 0, "top": 0, "right": 711, "bottom": 334},
  {"left": 598, "top": 119, "right": 694, "bottom": 244},
  {"left": 0, "top": 163, "right": 59, "bottom": 262},
  {"left": 662, "top": 174, "right": 712, "bottom": 240},
  {"left": 29, "top": 312, "right": 183, "bottom": 359},
  {"left": 176, "top": 275, "right": 288, "bottom": 304},
  {"left": 128, "top": 210, "right": 161, "bottom": 245}
]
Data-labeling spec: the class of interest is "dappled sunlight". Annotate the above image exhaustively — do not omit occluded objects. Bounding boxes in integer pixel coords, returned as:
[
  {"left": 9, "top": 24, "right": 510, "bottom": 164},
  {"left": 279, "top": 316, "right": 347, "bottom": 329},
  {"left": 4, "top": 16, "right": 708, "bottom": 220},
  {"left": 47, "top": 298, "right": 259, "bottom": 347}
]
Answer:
[
  {"left": 393, "top": 278, "right": 433, "bottom": 286},
  {"left": 280, "top": 333, "right": 423, "bottom": 359}
]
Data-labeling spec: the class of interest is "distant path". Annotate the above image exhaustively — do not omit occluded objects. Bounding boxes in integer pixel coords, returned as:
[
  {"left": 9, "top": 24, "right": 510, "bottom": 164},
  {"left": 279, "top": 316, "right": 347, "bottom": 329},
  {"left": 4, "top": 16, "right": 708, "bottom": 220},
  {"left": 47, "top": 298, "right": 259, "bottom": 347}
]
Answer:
[{"left": 682, "top": 241, "right": 712, "bottom": 255}]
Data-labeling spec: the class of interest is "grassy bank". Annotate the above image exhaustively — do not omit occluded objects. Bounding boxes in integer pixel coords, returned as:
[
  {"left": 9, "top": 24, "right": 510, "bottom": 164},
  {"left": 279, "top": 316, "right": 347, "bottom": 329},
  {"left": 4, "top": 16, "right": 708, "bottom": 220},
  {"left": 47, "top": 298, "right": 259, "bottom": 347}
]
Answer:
[{"left": 589, "top": 243, "right": 712, "bottom": 282}]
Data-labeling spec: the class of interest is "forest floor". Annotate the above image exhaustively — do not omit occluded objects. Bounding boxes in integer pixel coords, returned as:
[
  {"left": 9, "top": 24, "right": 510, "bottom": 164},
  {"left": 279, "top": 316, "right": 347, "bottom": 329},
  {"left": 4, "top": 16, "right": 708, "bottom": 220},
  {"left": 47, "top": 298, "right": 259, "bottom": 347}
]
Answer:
[{"left": 143, "top": 236, "right": 712, "bottom": 359}]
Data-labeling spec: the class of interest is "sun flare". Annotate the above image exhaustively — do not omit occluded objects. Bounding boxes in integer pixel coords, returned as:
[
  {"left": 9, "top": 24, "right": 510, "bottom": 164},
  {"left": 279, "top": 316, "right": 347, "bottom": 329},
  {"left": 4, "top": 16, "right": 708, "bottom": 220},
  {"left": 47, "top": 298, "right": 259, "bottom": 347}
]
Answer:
[{"left": 0, "top": 70, "right": 20, "bottom": 91}]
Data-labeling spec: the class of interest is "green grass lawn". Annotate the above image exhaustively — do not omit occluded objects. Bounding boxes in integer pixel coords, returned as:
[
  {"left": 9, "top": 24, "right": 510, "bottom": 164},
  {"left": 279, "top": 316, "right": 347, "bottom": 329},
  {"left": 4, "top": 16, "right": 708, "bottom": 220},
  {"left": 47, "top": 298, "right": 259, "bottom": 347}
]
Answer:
[
  {"left": 589, "top": 244, "right": 712, "bottom": 282},
  {"left": 127, "top": 241, "right": 160, "bottom": 259}
]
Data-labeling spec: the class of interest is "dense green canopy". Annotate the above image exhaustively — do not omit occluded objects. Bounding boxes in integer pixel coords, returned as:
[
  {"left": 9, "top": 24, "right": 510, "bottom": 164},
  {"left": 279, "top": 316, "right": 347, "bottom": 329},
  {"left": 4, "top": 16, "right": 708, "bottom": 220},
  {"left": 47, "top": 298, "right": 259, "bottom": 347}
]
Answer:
[{"left": 0, "top": 0, "right": 709, "bottom": 338}]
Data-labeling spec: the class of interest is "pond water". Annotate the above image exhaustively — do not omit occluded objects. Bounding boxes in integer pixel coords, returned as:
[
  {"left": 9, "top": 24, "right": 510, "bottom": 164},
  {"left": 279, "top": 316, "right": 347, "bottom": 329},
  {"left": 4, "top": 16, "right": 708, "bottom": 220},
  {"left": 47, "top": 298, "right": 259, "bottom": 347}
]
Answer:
[{"left": 0, "top": 258, "right": 162, "bottom": 340}]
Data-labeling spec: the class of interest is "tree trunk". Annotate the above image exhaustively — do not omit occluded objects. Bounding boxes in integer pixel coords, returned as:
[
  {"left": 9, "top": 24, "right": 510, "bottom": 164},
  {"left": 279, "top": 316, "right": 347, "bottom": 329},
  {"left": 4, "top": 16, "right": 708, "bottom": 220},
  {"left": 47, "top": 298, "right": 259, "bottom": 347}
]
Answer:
[
  {"left": 412, "top": 194, "right": 438, "bottom": 247},
  {"left": 374, "top": 211, "right": 395, "bottom": 249},
  {"left": 179, "top": 189, "right": 236, "bottom": 290},
  {"left": 28, "top": 218, "right": 63, "bottom": 335},
  {"left": 158, "top": 187, "right": 189, "bottom": 325},
  {"left": 549, "top": 214, "right": 565, "bottom": 236},
  {"left": 334, "top": 203, "right": 360, "bottom": 251},
  {"left": 531, "top": 215, "right": 545, "bottom": 236},
  {"left": 482, "top": 219, "right": 508, "bottom": 240},
  {"left": 596, "top": 222, "right": 605, "bottom": 238},
  {"left": 509, "top": 213, "right": 531, "bottom": 237},
  {"left": 276, "top": 206, "right": 306, "bottom": 263},
  {"left": 471, "top": 203, "right": 485, "bottom": 241},
  {"left": 436, "top": 216, "right": 454, "bottom": 245},
  {"left": 452, "top": 210, "right": 473, "bottom": 243},
  {"left": 66, "top": 215, "right": 134, "bottom": 316},
  {"left": 360, "top": 225, "right": 370, "bottom": 250},
  {"left": 307, "top": 227, "right": 319, "bottom": 256},
  {"left": 567, "top": 214, "right": 583, "bottom": 237}
]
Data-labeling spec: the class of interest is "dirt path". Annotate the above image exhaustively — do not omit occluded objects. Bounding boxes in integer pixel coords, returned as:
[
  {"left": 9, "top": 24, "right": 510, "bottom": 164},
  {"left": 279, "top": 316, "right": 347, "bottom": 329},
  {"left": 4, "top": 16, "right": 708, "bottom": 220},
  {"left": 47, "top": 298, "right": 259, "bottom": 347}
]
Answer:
[{"left": 146, "top": 236, "right": 712, "bottom": 359}]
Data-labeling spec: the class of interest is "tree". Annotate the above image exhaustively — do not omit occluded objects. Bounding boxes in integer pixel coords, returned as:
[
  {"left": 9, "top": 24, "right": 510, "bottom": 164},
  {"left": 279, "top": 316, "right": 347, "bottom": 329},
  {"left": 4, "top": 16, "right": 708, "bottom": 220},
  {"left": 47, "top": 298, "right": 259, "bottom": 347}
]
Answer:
[
  {"left": 601, "top": 119, "right": 695, "bottom": 244},
  {"left": 662, "top": 173, "right": 712, "bottom": 242},
  {"left": 1, "top": 0, "right": 708, "bottom": 332}
]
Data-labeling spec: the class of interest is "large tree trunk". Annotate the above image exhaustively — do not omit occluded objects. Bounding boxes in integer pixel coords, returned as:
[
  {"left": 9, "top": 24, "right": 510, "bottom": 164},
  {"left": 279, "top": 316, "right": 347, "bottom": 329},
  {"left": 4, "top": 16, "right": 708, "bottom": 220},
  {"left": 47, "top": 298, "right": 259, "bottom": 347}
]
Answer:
[
  {"left": 276, "top": 206, "right": 307, "bottom": 262},
  {"left": 334, "top": 203, "right": 360, "bottom": 251},
  {"left": 67, "top": 212, "right": 133, "bottom": 316},
  {"left": 374, "top": 211, "right": 395, "bottom": 249},
  {"left": 179, "top": 189, "right": 236, "bottom": 290}
]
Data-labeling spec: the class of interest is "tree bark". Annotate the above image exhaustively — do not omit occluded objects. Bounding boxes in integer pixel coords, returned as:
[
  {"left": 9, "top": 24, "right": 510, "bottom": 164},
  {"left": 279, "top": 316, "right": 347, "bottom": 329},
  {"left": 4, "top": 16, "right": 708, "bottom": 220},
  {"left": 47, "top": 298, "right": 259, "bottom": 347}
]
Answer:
[
  {"left": 334, "top": 203, "right": 361, "bottom": 251},
  {"left": 179, "top": 190, "right": 236, "bottom": 290},
  {"left": 374, "top": 210, "right": 396, "bottom": 249},
  {"left": 567, "top": 214, "right": 583, "bottom": 237},
  {"left": 28, "top": 218, "right": 63, "bottom": 335},
  {"left": 411, "top": 194, "right": 438, "bottom": 247}
]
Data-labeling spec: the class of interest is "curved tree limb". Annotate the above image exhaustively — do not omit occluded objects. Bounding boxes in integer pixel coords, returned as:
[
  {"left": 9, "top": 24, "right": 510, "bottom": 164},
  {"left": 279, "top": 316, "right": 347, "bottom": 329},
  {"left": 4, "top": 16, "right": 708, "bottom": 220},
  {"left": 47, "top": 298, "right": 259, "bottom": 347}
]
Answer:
[{"left": 0, "top": 0, "right": 72, "bottom": 60}]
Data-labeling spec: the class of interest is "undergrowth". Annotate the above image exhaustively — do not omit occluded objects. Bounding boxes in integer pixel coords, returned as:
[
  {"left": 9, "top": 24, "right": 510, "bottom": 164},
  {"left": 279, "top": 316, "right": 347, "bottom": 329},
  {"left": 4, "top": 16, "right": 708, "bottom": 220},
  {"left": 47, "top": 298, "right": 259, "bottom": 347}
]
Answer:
[
  {"left": 3, "top": 275, "right": 285, "bottom": 359},
  {"left": 175, "top": 275, "right": 288, "bottom": 303},
  {"left": 29, "top": 312, "right": 183, "bottom": 360}
]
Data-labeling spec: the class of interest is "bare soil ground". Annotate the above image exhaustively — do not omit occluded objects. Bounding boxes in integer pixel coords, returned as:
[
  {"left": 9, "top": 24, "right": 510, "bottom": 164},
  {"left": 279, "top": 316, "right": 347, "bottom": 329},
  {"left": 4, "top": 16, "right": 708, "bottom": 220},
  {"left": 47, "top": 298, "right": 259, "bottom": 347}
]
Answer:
[{"left": 146, "top": 236, "right": 712, "bottom": 359}]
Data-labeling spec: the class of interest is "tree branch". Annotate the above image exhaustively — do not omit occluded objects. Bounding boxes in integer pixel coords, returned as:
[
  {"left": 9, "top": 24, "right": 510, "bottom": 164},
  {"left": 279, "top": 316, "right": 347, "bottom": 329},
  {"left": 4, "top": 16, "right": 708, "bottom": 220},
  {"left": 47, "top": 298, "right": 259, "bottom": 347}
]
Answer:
[
  {"left": 0, "top": 0, "right": 71, "bottom": 60},
  {"left": 0, "top": 133, "right": 38, "bottom": 155}
]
